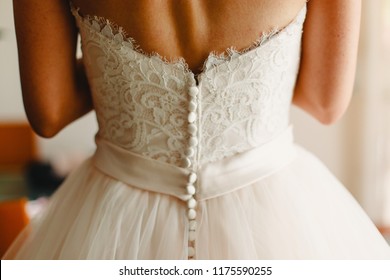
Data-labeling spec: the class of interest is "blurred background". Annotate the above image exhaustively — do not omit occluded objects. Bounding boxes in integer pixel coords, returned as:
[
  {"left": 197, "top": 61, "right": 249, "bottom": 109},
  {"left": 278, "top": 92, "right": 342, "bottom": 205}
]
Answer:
[{"left": 0, "top": 0, "right": 390, "bottom": 255}]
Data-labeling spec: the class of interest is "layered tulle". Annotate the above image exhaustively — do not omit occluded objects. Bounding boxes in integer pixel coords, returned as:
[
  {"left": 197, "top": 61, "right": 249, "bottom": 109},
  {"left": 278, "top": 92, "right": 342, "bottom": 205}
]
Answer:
[{"left": 4, "top": 146, "right": 390, "bottom": 259}]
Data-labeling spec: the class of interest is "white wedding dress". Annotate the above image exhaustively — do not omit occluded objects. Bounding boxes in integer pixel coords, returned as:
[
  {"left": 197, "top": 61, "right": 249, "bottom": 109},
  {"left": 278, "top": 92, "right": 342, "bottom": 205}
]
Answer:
[{"left": 4, "top": 4, "right": 390, "bottom": 259}]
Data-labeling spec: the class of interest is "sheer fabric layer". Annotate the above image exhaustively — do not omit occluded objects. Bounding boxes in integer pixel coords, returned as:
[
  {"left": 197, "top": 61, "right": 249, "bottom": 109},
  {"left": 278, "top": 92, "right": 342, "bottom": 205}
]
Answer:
[{"left": 4, "top": 147, "right": 390, "bottom": 259}]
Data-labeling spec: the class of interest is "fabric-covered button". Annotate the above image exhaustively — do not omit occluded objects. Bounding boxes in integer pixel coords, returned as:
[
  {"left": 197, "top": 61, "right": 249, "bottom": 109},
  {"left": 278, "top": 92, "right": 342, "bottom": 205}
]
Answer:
[
  {"left": 188, "top": 124, "right": 197, "bottom": 135},
  {"left": 188, "top": 112, "right": 196, "bottom": 123},
  {"left": 189, "top": 87, "right": 199, "bottom": 97},
  {"left": 189, "top": 101, "right": 197, "bottom": 112},
  {"left": 186, "top": 184, "right": 196, "bottom": 195},
  {"left": 188, "top": 209, "right": 197, "bottom": 219},
  {"left": 185, "top": 148, "right": 194, "bottom": 157},
  {"left": 182, "top": 157, "right": 192, "bottom": 168},
  {"left": 189, "top": 136, "right": 198, "bottom": 146},
  {"left": 188, "top": 172, "right": 197, "bottom": 183},
  {"left": 187, "top": 198, "right": 197, "bottom": 209}
]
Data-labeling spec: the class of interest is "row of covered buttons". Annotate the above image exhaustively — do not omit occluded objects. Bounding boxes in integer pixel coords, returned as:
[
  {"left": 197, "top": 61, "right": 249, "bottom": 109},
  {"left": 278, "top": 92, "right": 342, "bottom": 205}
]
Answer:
[{"left": 184, "top": 85, "right": 199, "bottom": 259}]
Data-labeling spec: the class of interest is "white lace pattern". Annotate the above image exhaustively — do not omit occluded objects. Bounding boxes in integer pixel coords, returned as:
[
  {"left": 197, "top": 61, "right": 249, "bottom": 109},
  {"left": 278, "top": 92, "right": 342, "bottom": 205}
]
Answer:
[{"left": 71, "top": 5, "right": 306, "bottom": 167}]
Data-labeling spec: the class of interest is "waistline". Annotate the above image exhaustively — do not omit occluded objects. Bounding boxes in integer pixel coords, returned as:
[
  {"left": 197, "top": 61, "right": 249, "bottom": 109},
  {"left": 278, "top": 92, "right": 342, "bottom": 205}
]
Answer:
[{"left": 93, "top": 126, "right": 296, "bottom": 201}]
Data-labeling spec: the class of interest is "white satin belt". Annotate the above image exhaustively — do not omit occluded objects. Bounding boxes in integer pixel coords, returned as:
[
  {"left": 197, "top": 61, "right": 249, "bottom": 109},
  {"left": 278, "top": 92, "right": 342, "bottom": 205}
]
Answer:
[{"left": 93, "top": 127, "right": 296, "bottom": 201}]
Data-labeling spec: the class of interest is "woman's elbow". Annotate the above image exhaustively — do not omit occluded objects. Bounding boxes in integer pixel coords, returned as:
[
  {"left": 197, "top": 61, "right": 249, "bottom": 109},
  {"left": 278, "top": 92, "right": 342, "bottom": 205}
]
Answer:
[
  {"left": 293, "top": 92, "right": 350, "bottom": 125},
  {"left": 28, "top": 116, "right": 63, "bottom": 138},
  {"left": 24, "top": 104, "right": 64, "bottom": 138},
  {"left": 315, "top": 106, "right": 345, "bottom": 125}
]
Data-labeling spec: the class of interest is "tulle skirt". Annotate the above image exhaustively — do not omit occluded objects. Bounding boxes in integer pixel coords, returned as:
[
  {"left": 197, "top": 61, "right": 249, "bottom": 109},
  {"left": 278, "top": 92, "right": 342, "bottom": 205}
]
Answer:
[{"left": 3, "top": 143, "right": 390, "bottom": 259}]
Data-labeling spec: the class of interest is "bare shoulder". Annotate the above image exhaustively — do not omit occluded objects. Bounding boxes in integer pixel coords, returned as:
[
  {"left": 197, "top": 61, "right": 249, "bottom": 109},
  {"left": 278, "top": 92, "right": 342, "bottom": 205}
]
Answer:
[{"left": 294, "top": 0, "right": 362, "bottom": 124}]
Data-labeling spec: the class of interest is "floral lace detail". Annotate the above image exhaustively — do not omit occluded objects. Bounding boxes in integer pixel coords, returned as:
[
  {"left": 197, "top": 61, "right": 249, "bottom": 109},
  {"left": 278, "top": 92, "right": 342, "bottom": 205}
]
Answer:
[{"left": 71, "top": 5, "right": 306, "bottom": 167}]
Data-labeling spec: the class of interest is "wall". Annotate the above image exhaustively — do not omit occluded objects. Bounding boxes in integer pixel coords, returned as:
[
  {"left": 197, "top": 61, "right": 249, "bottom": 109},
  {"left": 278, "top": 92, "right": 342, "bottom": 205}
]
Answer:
[{"left": 0, "top": 0, "right": 24, "bottom": 120}]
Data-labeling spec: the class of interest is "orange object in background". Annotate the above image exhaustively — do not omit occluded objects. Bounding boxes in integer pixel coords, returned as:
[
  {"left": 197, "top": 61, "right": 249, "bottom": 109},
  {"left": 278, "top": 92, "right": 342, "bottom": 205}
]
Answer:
[
  {"left": 0, "top": 197, "right": 29, "bottom": 257},
  {"left": 0, "top": 123, "right": 36, "bottom": 257},
  {"left": 0, "top": 123, "right": 37, "bottom": 168}
]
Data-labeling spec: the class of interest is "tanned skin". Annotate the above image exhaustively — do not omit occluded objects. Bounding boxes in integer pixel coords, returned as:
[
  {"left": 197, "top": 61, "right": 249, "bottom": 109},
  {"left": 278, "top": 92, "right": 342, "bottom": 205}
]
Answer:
[{"left": 13, "top": 0, "right": 361, "bottom": 137}]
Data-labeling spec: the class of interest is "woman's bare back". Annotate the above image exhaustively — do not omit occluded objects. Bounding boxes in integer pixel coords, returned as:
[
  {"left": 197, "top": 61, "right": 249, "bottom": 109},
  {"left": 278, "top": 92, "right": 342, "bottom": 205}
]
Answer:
[
  {"left": 71, "top": 0, "right": 307, "bottom": 73},
  {"left": 13, "top": 0, "right": 360, "bottom": 137}
]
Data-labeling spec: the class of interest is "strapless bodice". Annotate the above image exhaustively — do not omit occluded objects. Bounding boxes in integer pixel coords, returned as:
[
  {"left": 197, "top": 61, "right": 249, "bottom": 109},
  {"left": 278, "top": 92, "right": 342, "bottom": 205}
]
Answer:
[{"left": 71, "top": 5, "right": 306, "bottom": 169}]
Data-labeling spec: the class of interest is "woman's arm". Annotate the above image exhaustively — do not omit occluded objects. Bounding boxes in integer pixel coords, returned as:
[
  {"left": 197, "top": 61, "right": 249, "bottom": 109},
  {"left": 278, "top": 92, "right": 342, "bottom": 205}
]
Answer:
[
  {"left": 13, "top": 0, "right": 92, "bottom": 138},
  {"left": 293, "top": 0, "right": 361, "bottom": 124}
]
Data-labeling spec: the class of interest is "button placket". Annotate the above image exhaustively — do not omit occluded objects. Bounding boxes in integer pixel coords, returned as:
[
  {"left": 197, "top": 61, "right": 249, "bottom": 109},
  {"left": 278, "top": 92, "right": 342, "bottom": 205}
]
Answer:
[{"left": 185, "top": 83, "right": 199, "bottom": 259}]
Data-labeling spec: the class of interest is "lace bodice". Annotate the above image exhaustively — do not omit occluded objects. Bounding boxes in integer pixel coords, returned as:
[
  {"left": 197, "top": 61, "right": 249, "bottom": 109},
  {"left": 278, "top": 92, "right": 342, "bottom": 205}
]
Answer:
[{"left": 71, "top": 5, "right": 306, "bottom": 168}]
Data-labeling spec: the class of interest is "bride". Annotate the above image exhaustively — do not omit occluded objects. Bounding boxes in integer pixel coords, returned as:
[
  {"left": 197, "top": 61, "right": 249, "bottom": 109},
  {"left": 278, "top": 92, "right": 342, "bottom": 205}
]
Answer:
[{"left": 4, "top": 0, "right": 390, "bottom": 259}]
